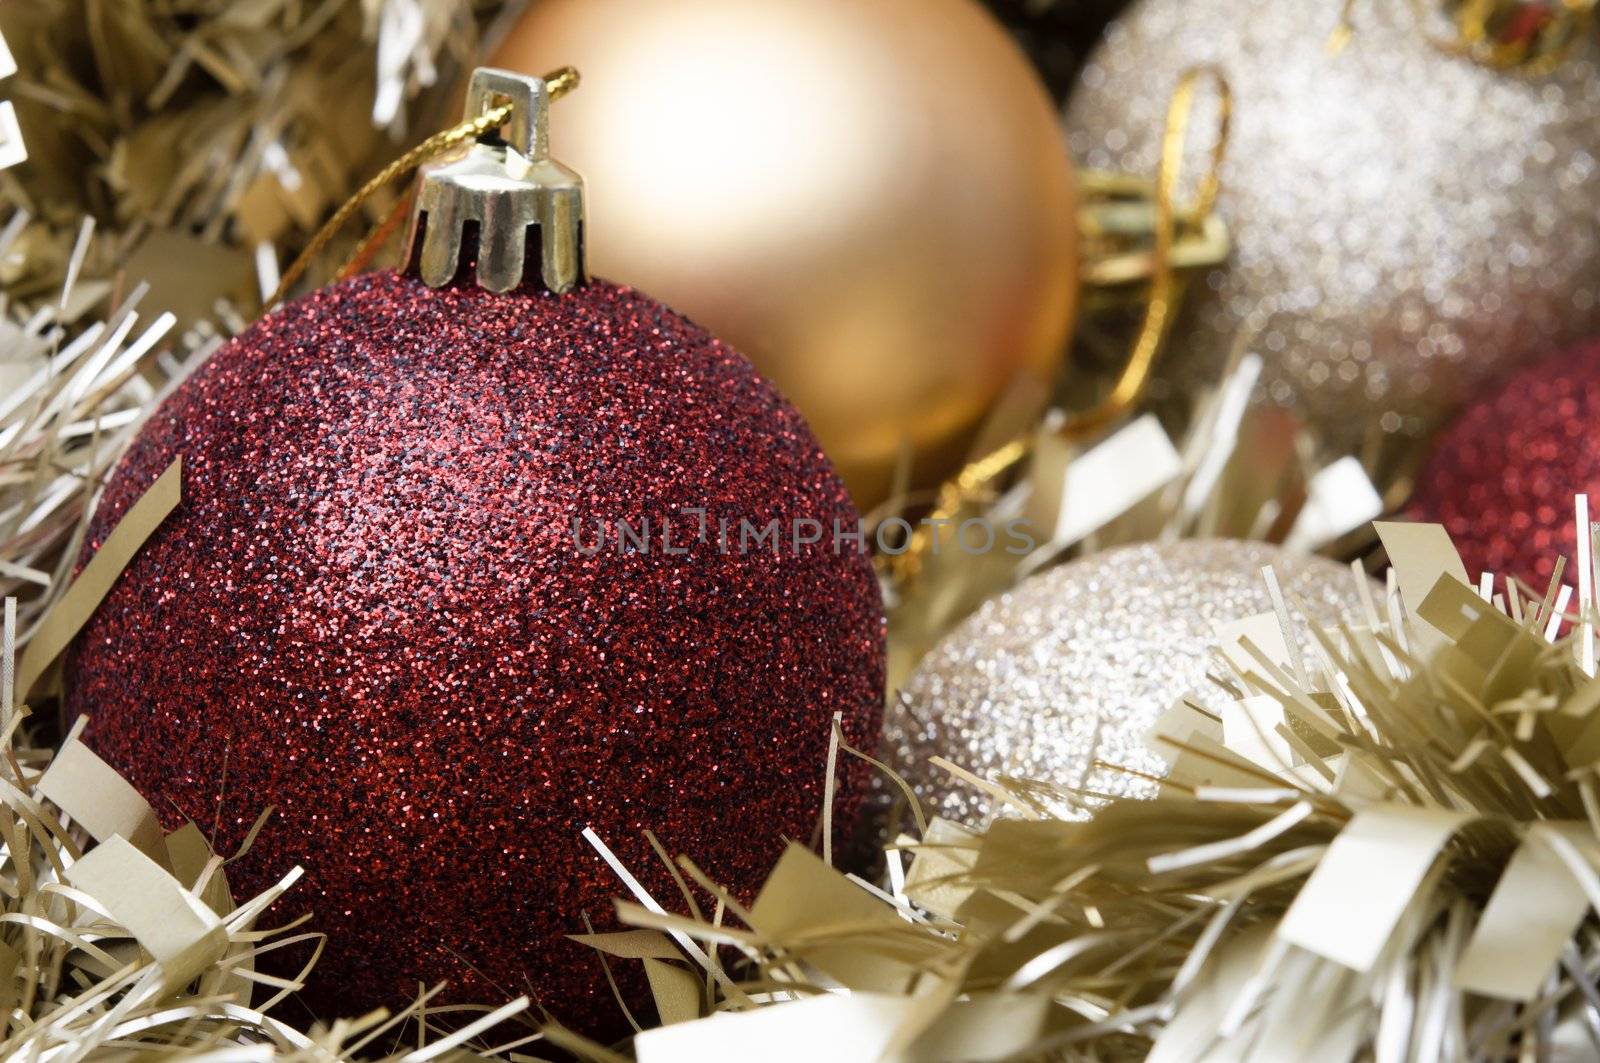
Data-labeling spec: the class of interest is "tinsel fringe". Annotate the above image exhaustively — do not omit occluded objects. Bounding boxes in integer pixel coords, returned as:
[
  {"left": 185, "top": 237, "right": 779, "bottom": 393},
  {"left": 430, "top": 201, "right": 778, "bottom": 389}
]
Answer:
[{"left": 569, "top": 528, "right": 1600, "bottom": 1060}]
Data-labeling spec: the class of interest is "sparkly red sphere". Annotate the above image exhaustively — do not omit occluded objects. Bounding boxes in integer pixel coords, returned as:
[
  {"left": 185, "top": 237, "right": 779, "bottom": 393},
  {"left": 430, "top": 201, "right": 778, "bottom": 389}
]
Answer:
[
  {"left": 66, "top": 271, "right": 885, "bottom": 1034},
  {"left": 1408, "top": 339, "right": 1600, "bottom": 591}
]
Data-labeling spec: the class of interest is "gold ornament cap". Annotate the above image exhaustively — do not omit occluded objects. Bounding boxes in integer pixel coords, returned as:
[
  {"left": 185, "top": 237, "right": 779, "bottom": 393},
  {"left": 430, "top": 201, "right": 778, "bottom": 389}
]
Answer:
[{"left": 404, "top": 67, "right": 585, "bottom": 294}]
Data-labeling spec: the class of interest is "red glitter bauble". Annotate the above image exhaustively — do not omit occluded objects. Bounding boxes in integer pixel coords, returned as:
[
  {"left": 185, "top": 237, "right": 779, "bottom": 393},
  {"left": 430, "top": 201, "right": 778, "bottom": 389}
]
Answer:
[
  {"left": 1408, "top": 339, "right": 1600, "bottom": 590},
  {"left": 65, "top": 271, "right": 885, "bottom": 1035}
]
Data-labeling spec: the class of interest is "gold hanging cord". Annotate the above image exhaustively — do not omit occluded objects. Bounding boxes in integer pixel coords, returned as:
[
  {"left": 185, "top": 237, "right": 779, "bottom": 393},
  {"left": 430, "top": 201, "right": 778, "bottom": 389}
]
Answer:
[{"left": 264, "top": 66, "right": 581, "bottom": 311}]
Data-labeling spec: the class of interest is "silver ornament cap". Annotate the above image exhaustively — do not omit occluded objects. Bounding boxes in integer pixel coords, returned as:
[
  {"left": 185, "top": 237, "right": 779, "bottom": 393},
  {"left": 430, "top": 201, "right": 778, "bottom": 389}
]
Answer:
[{"left": 404, "top": 67, "right": 585, "bottom": 294}]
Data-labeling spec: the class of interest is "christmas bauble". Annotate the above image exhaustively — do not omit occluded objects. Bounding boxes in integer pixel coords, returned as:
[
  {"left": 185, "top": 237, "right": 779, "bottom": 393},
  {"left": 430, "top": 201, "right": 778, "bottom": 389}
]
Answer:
[
  {"left": 1064, "top": 0, "right": 1600, "bottom": 459},
  {"left": 489, "top": 0, "right": 1080, "bottom": 508},
  {"left": 66, "top": 271, "right": 886, "bottom": 1032},
  {"left": 887, "top": 540, "right": 1366, "bottom": 823},
  {"left": 1408, "top": 339, "right": 1600, "bottom": 592}
]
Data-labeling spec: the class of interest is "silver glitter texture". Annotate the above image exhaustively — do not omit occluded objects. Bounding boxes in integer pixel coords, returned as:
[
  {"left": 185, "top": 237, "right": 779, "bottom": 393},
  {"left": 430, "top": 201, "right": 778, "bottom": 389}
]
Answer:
[
  {"left": 1065, "top": 0, "right": 1600, "bottom": 455},
  {"left": 888, "top": 540, "right": 1368, "bottom": 822}
]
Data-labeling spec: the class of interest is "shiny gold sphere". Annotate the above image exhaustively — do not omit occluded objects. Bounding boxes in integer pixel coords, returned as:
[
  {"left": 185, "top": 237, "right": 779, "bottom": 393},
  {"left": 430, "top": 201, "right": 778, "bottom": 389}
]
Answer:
[{"left": 491, "top": 0, "right": 1079, "bottom": 508}]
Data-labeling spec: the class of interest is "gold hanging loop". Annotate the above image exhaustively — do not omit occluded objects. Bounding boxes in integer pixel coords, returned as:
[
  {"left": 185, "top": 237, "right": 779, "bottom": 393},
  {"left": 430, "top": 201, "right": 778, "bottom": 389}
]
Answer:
[{"left": 1067, "top": 64, "right": 1229, "bottom": 438}]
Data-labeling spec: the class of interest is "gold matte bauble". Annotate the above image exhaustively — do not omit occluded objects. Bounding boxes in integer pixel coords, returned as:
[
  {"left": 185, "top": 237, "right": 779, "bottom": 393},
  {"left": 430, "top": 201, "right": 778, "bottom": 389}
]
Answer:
[{"left": 491, "top": 0, "right": 1079, "bottom": 507}]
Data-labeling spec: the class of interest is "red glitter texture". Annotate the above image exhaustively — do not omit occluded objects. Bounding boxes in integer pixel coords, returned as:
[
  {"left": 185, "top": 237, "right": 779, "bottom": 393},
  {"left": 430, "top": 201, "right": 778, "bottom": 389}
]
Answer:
[
  {"left": 1409, "top": 339, "right": 1600, "bottom": 591},
  {"left": 65, "top": 271, "right": 885, "bottom": 1035}
]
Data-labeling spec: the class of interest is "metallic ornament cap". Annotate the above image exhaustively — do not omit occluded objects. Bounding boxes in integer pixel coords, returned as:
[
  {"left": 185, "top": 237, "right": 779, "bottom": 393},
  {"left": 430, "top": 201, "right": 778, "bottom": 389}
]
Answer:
[{"left": 404, "top": 67, "right": 586, "bottom": 294}]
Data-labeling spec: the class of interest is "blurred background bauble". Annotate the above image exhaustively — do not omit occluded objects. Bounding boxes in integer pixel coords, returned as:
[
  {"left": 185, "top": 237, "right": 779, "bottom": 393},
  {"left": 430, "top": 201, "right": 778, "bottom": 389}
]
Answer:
[
  {"left": 887, "top": 539, "right": 1370, "bottom": 823},
  {"left": 1409, "top": 338, "right": 1600, "bottom": 594},
  {"left": 1065, "top": 0, "right": 1600, "bottom": 479},
  {"left": 490, "top": 0, "right": 1080, "bottom": 509}
]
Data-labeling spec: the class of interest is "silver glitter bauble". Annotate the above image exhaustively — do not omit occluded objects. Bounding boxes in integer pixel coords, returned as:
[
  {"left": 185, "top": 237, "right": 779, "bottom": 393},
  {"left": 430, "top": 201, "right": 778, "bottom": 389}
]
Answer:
[
  {"left": 1065, "top": 0, "right": 1600, "bottom": 457},
  {"left": 888, "top": 540, "right": 1369, "bottom": 823}
]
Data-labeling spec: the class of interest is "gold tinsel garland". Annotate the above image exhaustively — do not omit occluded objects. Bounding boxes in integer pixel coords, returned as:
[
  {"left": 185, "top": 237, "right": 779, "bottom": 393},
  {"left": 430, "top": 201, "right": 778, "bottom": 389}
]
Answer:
[
  {"left": 0, "top": 0, "right": 492, "bottom": 325},
  {"left": 566, "top": 523, "right": 1600, "bottom": 1060}
]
